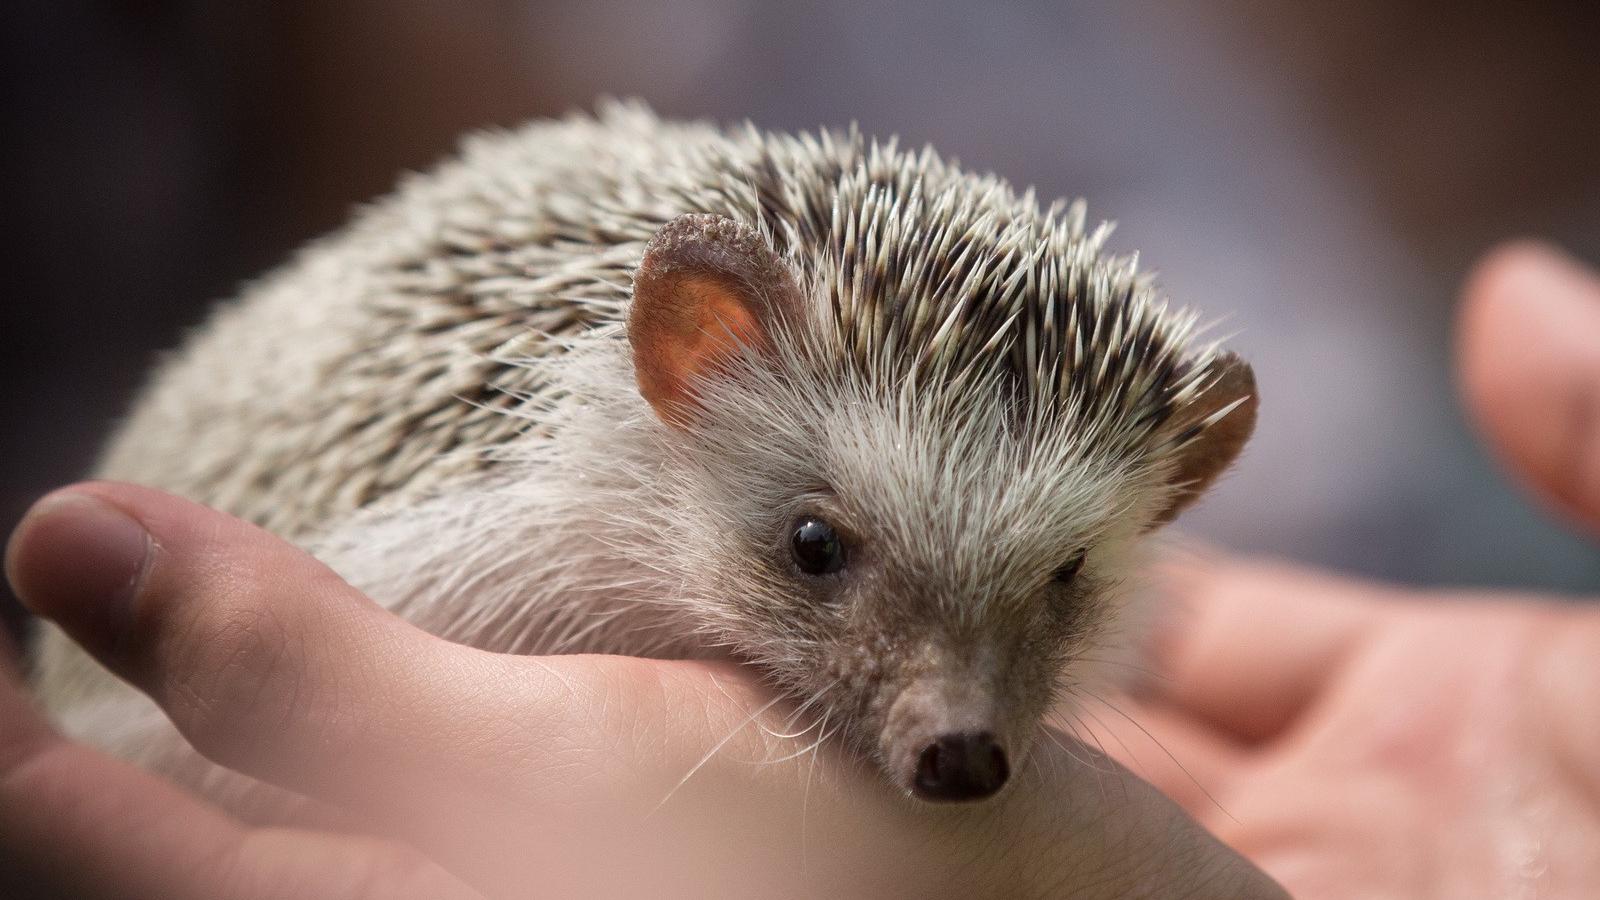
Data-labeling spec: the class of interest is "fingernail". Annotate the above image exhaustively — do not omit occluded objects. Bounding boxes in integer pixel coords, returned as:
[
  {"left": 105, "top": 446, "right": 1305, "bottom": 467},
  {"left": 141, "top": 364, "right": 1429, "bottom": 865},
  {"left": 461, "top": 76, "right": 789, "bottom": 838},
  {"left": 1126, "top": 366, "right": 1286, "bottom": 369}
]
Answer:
[{"left": 5, "top": 491, "right": 151, "bottom": 645}]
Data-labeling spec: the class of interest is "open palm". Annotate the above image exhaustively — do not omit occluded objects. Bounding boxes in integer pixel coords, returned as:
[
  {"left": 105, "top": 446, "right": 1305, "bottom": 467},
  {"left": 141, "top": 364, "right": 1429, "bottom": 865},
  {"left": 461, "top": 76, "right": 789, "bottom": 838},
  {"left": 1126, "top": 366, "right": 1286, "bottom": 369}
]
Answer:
[{"left": 1089, "top": 242, "right": 1600, "bottom": 898}]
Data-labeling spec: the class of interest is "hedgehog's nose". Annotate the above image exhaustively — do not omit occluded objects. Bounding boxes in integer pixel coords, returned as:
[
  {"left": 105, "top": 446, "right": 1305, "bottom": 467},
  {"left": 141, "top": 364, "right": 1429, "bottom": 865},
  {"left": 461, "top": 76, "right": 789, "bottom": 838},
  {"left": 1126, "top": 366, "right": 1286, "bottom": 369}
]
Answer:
[{"left": 913, "top": 731, "right": 1009, "bottom": 801}]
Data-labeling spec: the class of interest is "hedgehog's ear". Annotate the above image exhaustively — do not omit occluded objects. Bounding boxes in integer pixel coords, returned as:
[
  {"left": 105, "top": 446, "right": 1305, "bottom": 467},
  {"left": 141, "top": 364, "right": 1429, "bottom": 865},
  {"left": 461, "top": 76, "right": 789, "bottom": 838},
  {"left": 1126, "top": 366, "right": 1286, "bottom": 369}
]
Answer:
[
  {"left": 1149, "top": 352, "right": 1258, "bottom": 527},
  {"left": 628, "top": 214, "right": 803, "bottom": 427}
]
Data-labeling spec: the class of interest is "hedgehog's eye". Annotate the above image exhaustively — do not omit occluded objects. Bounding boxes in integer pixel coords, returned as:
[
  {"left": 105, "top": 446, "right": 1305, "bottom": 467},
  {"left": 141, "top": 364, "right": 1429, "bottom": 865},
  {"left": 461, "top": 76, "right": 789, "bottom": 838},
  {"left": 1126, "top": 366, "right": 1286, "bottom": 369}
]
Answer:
[
  {"left": 1052, "top": 550, "right": 1087, "bottom": 585},
  {"left": 791, "top": 516, "right": 846, "bottom": 576}
]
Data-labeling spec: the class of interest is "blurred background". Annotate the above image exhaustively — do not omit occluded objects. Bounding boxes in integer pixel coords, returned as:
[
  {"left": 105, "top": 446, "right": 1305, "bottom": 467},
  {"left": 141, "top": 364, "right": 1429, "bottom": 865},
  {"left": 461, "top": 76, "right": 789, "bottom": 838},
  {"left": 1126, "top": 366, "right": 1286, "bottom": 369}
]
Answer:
[{"left": 4, "top": 1, "right": 1599, "bottom": 646}]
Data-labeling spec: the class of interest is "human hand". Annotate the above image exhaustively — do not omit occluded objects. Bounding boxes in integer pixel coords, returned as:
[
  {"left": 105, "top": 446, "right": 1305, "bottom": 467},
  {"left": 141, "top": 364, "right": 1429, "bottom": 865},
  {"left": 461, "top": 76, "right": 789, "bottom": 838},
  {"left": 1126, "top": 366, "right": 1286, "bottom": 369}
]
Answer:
[
  {"left": 1087, "top": 242, "right": 1600, "bottom": 898},
  {"left": 2, "top": 483, "right": 1285, "bottom": 898}
]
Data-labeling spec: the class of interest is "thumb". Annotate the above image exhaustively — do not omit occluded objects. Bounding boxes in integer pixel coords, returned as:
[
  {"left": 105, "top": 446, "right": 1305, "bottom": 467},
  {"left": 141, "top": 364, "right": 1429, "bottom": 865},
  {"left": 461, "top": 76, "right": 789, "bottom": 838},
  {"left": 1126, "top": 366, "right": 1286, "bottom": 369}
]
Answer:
[{"left": 1457, "top": 240, "right": 1600, "bottom": 537}]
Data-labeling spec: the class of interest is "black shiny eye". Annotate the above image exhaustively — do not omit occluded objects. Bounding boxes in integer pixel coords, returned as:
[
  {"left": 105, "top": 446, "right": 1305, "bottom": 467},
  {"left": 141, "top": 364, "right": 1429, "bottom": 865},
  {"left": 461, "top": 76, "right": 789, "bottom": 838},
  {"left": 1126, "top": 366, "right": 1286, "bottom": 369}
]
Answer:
[
  {"left": 791, "top": 516, "right": 846, "bottom": 576},
  {"left": 1052, "top": 550, "right": 1087, "bottom": 584}
]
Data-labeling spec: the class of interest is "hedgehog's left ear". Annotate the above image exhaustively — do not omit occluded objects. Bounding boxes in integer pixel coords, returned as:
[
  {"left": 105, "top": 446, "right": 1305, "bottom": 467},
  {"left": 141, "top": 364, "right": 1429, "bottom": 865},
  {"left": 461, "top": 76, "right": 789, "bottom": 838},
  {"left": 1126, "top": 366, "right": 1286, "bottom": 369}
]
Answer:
[
  {"left": 1149, "top": 352, "right": 1258, "bottom": 527},
  {"left": 629, "top": 213, "right": 803, "bottom": 428}
]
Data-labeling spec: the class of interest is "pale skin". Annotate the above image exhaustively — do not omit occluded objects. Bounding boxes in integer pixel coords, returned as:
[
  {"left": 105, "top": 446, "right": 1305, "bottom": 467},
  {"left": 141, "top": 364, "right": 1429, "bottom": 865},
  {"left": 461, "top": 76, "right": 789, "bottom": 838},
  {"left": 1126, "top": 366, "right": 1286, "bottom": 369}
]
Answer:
[{"left": 2, "top": 240, "right": 1595, "bottom": 897}]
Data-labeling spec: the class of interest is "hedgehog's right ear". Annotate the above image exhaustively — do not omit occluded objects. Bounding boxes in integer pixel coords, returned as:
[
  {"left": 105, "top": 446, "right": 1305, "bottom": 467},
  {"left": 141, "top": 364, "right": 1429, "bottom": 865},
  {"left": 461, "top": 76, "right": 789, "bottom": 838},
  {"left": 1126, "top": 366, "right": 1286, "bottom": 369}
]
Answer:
[
  {"left": 628, "top": 214, "right": 803, "bottom": 427},
  {"left": 1149, "top": 352, "right": 1258, "bottom": 527}
]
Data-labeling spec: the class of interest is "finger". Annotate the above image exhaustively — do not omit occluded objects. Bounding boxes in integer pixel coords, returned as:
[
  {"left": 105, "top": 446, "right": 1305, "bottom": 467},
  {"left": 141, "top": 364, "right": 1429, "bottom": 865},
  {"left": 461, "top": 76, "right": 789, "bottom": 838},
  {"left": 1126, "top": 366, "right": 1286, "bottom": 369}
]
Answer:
[
  {"left": 0, "top": 646, "right": 479, "bottom": 899},
  {"left": 1458, "top": 240, "right": 1600, "bottom": 537},
  {"left": 1144, "top": 554, "right": 1400, "bottom": 742},
  {"left": 4, "top": 482, "right": 593, "bottom": 812}
]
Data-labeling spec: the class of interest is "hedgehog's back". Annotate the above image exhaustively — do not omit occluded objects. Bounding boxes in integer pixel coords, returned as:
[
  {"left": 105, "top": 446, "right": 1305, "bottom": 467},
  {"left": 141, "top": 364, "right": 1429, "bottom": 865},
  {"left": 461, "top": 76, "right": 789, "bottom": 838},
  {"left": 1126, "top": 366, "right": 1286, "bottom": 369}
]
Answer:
[{"left": 95, "top": 104, "right": 728, "bottom": 541}]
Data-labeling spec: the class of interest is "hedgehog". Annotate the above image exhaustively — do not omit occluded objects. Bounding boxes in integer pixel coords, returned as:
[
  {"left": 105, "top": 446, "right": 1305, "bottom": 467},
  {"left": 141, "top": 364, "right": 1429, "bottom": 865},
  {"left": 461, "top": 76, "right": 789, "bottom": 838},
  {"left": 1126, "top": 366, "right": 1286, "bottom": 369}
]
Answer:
[{"left": 32, "top": 101, "right": 1257, "bottom": 804}]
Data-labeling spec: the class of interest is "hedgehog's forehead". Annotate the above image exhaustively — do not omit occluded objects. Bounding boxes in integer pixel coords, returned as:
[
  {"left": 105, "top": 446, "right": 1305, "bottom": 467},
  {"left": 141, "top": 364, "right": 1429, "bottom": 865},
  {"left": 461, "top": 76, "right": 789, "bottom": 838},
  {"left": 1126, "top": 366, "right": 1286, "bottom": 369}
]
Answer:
[
  {"left": 825, "top": 392, "right": 1139, "bottom": 573},
  {"left": 703, "top": 355, "right": 1143, "bottom": 568}
]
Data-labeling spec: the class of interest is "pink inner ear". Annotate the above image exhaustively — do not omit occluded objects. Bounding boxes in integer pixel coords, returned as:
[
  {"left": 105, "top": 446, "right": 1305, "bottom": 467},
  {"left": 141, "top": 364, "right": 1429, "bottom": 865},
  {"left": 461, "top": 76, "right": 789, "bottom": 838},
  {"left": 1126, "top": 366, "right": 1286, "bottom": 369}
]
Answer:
[
  {"left": 687, "top": 279, "right": 766, "bottom": 359},
  {"left": 630, "top": 271, "right": 769, "bottom": 424}
]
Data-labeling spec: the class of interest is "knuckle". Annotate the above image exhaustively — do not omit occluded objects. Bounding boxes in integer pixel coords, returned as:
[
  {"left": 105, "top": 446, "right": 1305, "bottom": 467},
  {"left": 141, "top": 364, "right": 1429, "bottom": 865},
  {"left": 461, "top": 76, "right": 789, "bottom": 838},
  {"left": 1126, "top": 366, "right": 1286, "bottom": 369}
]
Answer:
[{"left": 151, "top": 595, "right": 323, "bottom": 769}]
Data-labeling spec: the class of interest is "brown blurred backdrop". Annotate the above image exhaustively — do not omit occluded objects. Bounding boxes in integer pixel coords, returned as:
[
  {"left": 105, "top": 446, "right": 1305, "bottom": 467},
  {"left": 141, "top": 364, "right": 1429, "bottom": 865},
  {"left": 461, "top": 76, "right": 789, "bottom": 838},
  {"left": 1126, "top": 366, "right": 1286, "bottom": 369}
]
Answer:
[{"left": 4, "top": 1, "right": 1599, "bottom": 647}]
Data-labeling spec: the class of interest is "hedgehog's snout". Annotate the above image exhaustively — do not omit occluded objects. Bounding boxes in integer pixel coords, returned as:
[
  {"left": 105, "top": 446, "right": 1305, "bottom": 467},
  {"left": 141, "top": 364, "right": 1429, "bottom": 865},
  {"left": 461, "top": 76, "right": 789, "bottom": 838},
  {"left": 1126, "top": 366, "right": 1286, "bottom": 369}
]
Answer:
[
  {"left": 913, "top": 731, "right": 1010, "bottom": 801},
  {"left": 880, "top": 667, "right": 1022, "bottom": 803}
]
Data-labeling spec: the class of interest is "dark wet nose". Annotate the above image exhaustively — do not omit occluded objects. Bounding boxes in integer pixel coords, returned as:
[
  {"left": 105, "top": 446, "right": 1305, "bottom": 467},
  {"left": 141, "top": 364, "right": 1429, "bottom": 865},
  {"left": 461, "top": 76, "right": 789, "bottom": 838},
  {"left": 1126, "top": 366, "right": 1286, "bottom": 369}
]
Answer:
[{"left": 913, "top": 731, "right": 1009, "bottom": 801}]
